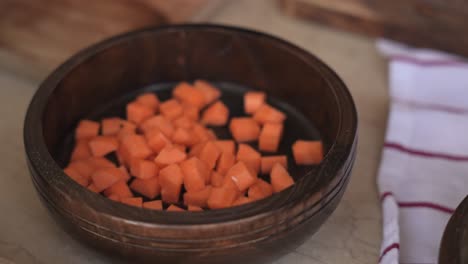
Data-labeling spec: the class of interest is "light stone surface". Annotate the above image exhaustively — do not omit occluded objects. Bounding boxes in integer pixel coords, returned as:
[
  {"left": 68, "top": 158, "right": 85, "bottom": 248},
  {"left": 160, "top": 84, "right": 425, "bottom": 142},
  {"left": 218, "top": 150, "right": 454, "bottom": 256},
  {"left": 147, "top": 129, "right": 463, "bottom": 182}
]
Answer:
[{"left": 0, "top": 0, "right": 388, "bottom": 263}]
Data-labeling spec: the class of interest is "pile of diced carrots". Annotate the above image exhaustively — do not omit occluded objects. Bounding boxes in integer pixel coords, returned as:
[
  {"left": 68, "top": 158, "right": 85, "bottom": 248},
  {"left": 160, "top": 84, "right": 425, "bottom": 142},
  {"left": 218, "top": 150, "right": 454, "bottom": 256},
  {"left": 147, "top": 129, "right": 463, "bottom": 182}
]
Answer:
[{"left": 64, "top": 80, "right": 323, "bottom": 211}]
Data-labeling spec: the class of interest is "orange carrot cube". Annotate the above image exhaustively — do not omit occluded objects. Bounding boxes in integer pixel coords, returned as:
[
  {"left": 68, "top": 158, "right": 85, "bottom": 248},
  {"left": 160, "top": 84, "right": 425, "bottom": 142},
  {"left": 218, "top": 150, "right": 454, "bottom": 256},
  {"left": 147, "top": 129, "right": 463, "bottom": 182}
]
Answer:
[
  {"left": 198, "top": 141, "right": 221, "bottom": 170},
  {"left": 64, "top": 166, "right": 89, "bottom": 187},
  {"left": 232, "top": 196, "right": 253, "bottom": 206},
  {"left": 180, "top": 157, "right": 209, "bottom": 192},
  {"left": 183, "top": 186, "right": 212, "bottom": 207},
  {"left": 292, "top": 140, "right": 323, "bottom": 165},
  {"left": 214, "top": 140, "right": 235, "bottom": 155},
  {"left": 207, "top": 185, "right": 239, "bottom": 209},
  {"left": 118, "top": 166, "right": 131, "bottom": 182},
  {"left": 270, "top": 163, "right": 295, "bottom": 192},
  {"left": 103, "top": 180, "right": 133, "bottom": 199},
  {"left": 248, "top": 179, "right": 273, "bottom": 200},
  {"left": 108, "top": 194, "right": 120, "bottom": 201},
  {"left": 132, "top": 159, "right": 158, "bottom": 179},
  {"left": 87, "top": 183, "right": 99, "bottom": 193},
  {"left": 173, "top": 116, "right": 194, "bottom": 129},
  {"left": 192, "top": 124, "right": 212, "bottom": 143},
  {"left": 67, "top": 160, "right": 94, "bottom": 180},
  {"left": 189, "top": 142, "right": 206, "bottom": 158},
  {"left": 159, "top": 164, "right": 184, "bottom": 203},
  {"left": 145, "top": 129, "right": 171, "bottom": 154},
  {"left": 201, "top": 101, "right": 229, "bottom": 126},
  {"left": 172, "top": 127, "right": 194, "bottom": 146},
  {"left": 136, "top": 93, "right": 159, "bottom": 112},
  {"left": 188, "top": 205, "right": 203, "bottom": 211},
  {"left": 194, "top": 80, "right": 221, "bottom": 105},
  {"left": 259, "top": 123, "right": 283, "bottom": 152},
  {"left": 88, "top": 136, "right": 119, "bottom": 157},
  {"left": 140, "top": 115, "right": 175, "bottom": 138},
  {"left": 91, "top": 167, "right": 124, "bottom": 192},
  {"left": 236, "top": 144, "right": 261, "bottom": 174},
  {"left": 225, "top": 161, "right": 257, "bottom": 192},
  {"left": 182, "top": 103, "right": 200, "bottom": 121},
  {"left": 216, "top": 151, "right": 235, "bottom": 176},
  {"left": 160, "top": 99, "right": 183, "bottom": 120},
  {"left": 154, "top": 145, "right": 187, "bottom": 166},
  {"left": 121, "top": 197, "right": 143, "bottom": 207},
  {"left": 253, "top": 104, "right": 286, "bottom": 124},
  {"left": 143, "top": 200, "right": 163, "bottom": 210},
  {"left": 75, "top": 120, "right": 100, "bottom": 140},
  {"left": 101, "top": 117, "right": 123, "bottom": 136},
  {"left": 70, "top": 140, "right": 92, "bottom": 161},
  {"left": 87, "top": 157, "right": 116, "bottom": 170},
  {"left": 173, "top": 82, "right": 205, "bottom": 109},
  {"left": 244, "top": 91, "right": 266, "bottom": 114},
  {"left": 130, "top": 176, "right": 160, "bottom": 199},
  {"left": 229, "top": 118, "right": 260, "bottom": 142},
  {"left": 167, "top": 205, "right": 184, "bottom": 212},
  {"left": 260, "top": 155, "right": 287, "bottom": 174},
  {"left": 120, "top": 134, "right": 153, "bottom": 159},
  {"left": 211, "top": 171, "right": 224, "bottom": 187},
  {"left": 126, "top": 101, "right": 154, "bottom": 124}
]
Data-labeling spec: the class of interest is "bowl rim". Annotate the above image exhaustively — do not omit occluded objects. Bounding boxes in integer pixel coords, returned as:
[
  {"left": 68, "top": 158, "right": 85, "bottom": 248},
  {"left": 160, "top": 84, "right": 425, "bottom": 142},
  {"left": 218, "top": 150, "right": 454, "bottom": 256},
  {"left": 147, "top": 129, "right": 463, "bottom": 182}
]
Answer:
[{"left": 24, "top": 23, "right": 358, "bottom": 225}]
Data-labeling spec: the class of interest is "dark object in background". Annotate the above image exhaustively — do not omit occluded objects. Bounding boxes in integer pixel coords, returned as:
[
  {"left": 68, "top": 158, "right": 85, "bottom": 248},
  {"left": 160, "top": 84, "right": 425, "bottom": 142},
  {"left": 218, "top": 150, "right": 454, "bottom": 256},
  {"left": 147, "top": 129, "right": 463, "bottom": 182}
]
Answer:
[
  {"left": 439, "top": 195, "right": 468, "bottom": 264},
  {"left": 23, "top": 24, "right": 357, "bottom": 263},
  {"left": 280, "top": 0, "right": 468, "bottom": 58}
]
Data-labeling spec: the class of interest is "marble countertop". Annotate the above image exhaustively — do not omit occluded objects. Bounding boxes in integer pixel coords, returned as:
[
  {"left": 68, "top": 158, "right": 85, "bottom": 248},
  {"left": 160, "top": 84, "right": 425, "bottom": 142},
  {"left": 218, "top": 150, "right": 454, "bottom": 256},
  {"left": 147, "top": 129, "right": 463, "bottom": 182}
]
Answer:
[{"left": 0, "top": 0, "right": 388, "bottom": 263}]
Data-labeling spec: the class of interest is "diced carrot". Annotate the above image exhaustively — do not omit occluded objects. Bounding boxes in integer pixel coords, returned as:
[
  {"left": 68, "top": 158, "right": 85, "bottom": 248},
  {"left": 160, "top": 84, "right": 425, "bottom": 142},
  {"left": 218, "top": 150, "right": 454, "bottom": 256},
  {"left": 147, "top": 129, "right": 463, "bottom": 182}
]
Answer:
[
  {"left": 259, "top": 123, "right": 283, "bottom": 153},
  {"left": 207, "top": 129, "right": 218, "bottom": 140},
  {"left": 253, "top": 104, "right": 286, "bottom": 124},
  {"left": 131, "top": 159, "right": 158, "bottom": 179},
  {"left": 75, "top": 120, "right": 100, "bottom": 140},
  {"left": 244, "top": 91, "right": 266, "bottom": 114},
  {"left": 121, "top": 197, "right": 143, "bottom": 207},
  {"left": 120, "top": 134, "right": 152, "bottom": 159},
  {"left": 91, "top": 167, "right": 124, "bottom": 192},
  {"left": 126, "top": 101, "right": 154, "bottom": 124},
  {"left": 173, "top": 144, "right": 187, "bottom": 153},
  {"left": 292, "top": 140, "right": 323, "bottom": 165},
  {"left": 236, "top": 144, "right": 261, "bottom": 174},
  {"left": 160, "top": 99, "right": 183, "bottom": 120},
  {"left": 108, "top": 194, "right": 120, "bottom": 202},
  {"left": 120, "top": 121, "right": 137, "bottom": 134},
  {"left": 103, "top": 180, "right": 133, "bottom": 198},
  {"left": 214, "top": 140, "right": 235, "bottom": 155},
  {"left": 143, "top": 200, "right": 163, "bottom": 210},
  {"left": 64, "top": 166, "right": 89, "bottom": 186},
  {"left": 188, "top": 205, "right": 203, "bottom": 211},
  {"left": 71, "top": 140, "right": 92, "bottom": 161},
  {"left": 167, "top": 205, "right": 184, "bottom": 212},
  {"left": 101, "top": 117, "right": 123, "bottom": 136},
  {"left": 173, "top": 116, "right": 194, "bottom": 129},
  {"left": 189, "top": 142, "right": 206, "bottom": 157},
  {"left": 198, "top": 141, "right": 221, "bottom": 170},
  {"left": 225, "top": 161, "right": 257, "bottom": 192},
  {"left": 140, "top": 115, "right": 174, "bottom": 138},
  {"left": 182, "top": 103, "right": 199, "bottom": 121},
  {"left": 154, "top": 145, "right": 187, "bottom": 166},
  {"left": 88, "top": 136, "right": 119, "bottom": 157},
  {"left": 159, "top": 164, "right": 183, "bottom": 203},
  {"left": 180, "top": 157, "right": 208, "bottom": 192},
  {"left": 172, "top": 127, "right": 194, "bottom": 146},
  {"left": 270, "top": 163, "right": 295, "bottom": 193},
  {"left": 216, "top": 151, "right": 235, "bottom": 176},
  {"left": 192, "top": 124, "right": 212, "bottom": 143},
  {"left": 211, "top": 171, "right": 224, "bottom": 187},
  {"left": 261, "top": 155, "right": 287, "bottom": 174},
  {"left": 194, "top": 80, "right": 221, "bottom": 105},
  {"left": 232, "top": 196, "right": 253, "bottom": 206},
  {"left": 87, "top": 157, "right": 116, "bottom": 169},
  {"left": 67, "top": 160, "right": 94, "bottom": 180},
  {"left": 201, "top": 101, "right": 229, "bottom": 126},
  {"left": 183, "top": 186, "right": 212, "bottom": 207},
  {"left": 117, "top": 127, "right": 136, "bottom": 143},
  {"left": 207, "top": 185, "right": 239, "bottom": 209},
  {"left": 145, "top": 129, "right": 171, "bottom": 154},
  {"left": 173, "top": 82, "right": 205, "bottom": 109},
  {"left": 130, "top": 176, "right": 160, "bottom": 199},
  {"left": 118, "top": 166, "right": 131, "bottom": 182},
  {"left": 136, "top": 93, "right": 159, "bottom": 112},
  {"left": 248, "top": 179, "right": 273, "bottom": 200},
  {"left": 87, "top": 183, "right": 99, "bottom": 193},
  {"left": 229, "top": 118, "right": 260, "bottom": 142}
]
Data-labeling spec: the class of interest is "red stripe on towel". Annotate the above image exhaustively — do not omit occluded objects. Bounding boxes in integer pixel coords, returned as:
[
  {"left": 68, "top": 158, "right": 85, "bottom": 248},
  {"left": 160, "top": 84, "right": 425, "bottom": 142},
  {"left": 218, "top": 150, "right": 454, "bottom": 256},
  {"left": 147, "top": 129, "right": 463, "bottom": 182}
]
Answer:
[
  {"left": 384, "top": 142, "right": 468, "bottom": 162},
  {"left": 379, "top": 243, "right": 400, "bottom": 262}
]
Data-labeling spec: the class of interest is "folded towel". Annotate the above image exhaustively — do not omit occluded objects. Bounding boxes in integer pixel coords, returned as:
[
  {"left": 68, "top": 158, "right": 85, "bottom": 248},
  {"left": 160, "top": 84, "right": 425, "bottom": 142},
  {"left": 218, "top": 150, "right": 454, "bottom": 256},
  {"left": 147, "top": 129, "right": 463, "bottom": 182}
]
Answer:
[{"left": 376, "top": 39, "right": 468, "bottom": 264}]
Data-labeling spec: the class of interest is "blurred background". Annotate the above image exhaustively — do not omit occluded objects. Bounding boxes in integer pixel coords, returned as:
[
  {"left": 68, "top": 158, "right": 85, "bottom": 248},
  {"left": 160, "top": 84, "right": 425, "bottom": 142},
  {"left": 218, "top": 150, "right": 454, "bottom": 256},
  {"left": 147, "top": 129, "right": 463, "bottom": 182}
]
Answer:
[{"left": 0, "top": 0, "right": 464, "bottom": 263}]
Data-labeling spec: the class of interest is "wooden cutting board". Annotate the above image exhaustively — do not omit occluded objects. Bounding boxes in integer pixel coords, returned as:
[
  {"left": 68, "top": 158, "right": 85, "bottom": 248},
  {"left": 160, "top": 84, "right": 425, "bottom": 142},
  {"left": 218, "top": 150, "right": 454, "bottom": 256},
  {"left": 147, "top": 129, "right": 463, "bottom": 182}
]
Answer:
[
  {"left": 280, "top": 0, "right": 468, "bottom": 58},
  {"left": 0, "top": 0, "right": 212, "bottom": 80}
]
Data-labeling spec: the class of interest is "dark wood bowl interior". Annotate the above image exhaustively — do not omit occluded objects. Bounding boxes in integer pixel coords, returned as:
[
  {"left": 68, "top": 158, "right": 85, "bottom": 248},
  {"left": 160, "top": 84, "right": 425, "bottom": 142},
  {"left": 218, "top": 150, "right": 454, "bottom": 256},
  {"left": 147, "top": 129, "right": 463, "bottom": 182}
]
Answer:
[
  {"left": 439, "top": 195, "right": 468, "bottom": 264},
  {"left": 24, "top": 24, "right": 358, "bottom": 263}
]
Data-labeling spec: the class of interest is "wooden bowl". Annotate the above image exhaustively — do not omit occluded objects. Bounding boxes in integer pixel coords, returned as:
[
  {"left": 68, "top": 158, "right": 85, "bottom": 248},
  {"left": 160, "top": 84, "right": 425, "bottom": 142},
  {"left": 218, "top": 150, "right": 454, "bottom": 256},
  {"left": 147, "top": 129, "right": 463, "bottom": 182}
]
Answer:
[{"left": 23, "top": 24, "right": 357, "bottom": 264}]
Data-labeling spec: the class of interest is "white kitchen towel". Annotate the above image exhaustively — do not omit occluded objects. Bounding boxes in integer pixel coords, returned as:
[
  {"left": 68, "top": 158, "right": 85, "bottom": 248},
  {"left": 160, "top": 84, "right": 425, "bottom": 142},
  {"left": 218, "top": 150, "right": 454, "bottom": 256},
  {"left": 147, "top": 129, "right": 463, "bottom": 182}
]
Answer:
[{"left": 376, "top": 39, "right": 468, "bottom": 264}]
